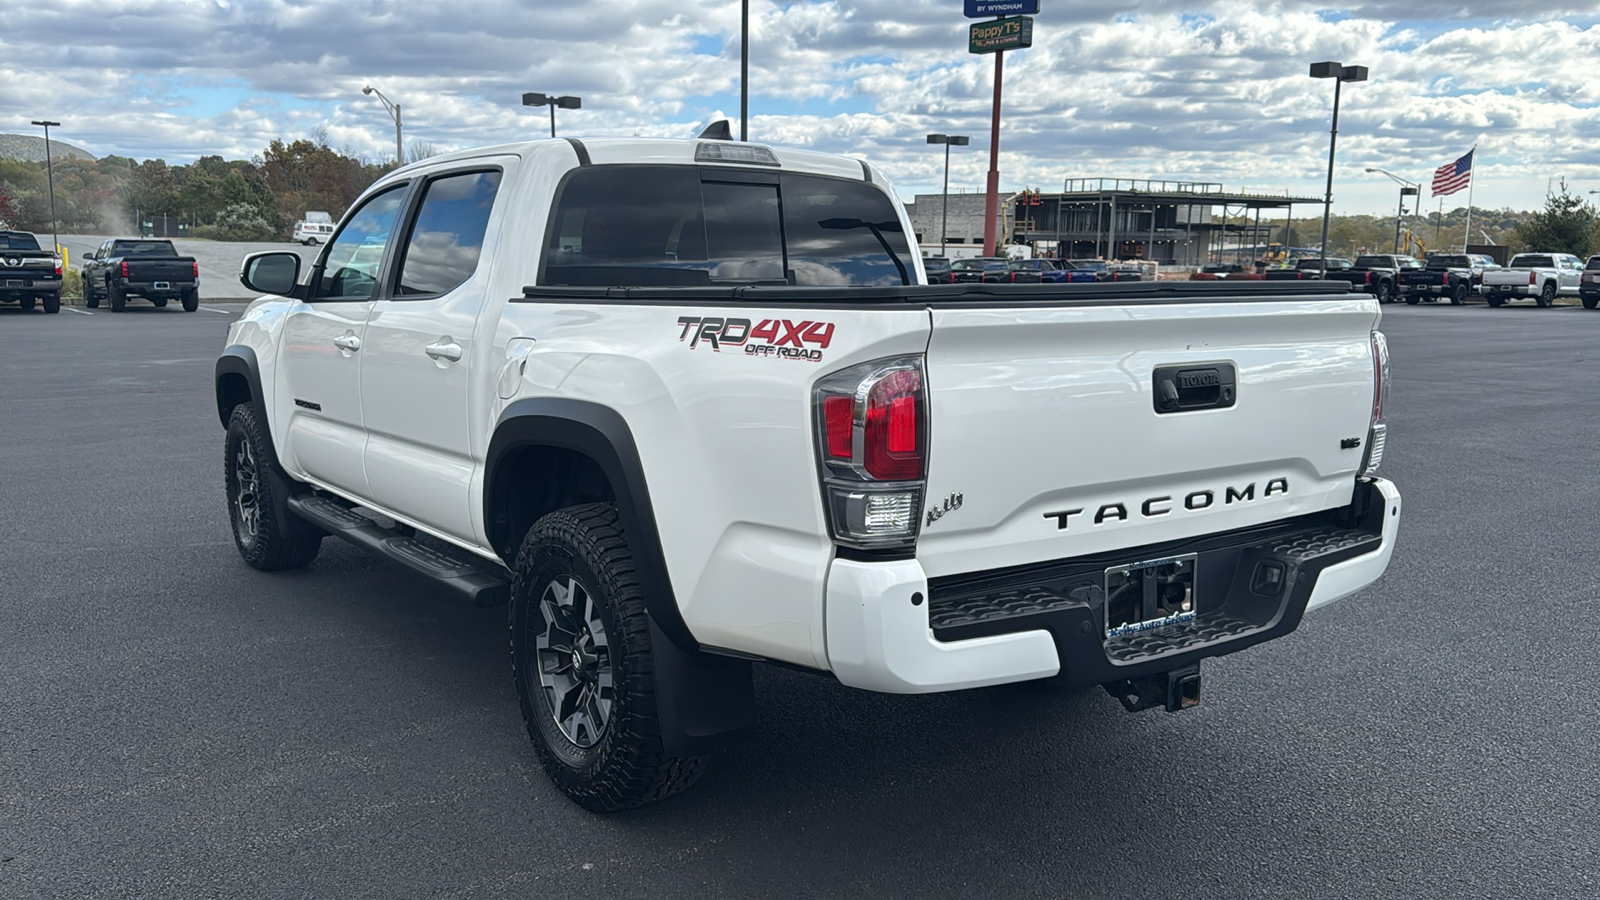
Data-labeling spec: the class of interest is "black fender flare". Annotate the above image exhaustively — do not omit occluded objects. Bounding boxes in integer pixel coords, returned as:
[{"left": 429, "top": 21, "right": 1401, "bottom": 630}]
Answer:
[
  {"left": 215, "top": 347, "right": 323, "bottom": 540},
  {"left": 485, "top": 398, "right": 696, "bottom": 652},
  {"left": 485, "top": 399, "right": 754, "bottom": 753}
]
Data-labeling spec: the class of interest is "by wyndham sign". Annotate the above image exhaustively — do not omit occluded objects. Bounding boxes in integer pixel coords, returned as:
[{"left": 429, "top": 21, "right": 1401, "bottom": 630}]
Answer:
[{"left": 964, "top": 0, "right": 1039, "bottom": 16}]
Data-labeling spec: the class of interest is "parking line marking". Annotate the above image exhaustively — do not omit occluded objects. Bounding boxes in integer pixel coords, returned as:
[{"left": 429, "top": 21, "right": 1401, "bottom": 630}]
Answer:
[
  {"left": 65, "top": 307, "right": 94, "bottom": 316},
  {"left": 198, "top": 307, "right": 234, "bottom": 315}
]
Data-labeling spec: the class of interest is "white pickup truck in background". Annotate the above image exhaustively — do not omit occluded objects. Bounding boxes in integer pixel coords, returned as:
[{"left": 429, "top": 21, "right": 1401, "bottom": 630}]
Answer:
[
  {"left": 215, "top": 130, "right": 1402, "bottom": 811},
  {"left": 1480, "top": 252, "right": 1584, "bottom": 307}
]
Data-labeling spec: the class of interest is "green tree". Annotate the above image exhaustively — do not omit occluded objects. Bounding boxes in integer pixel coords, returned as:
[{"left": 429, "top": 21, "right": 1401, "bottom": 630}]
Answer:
[{"left": 1514, "top": 187, "right": 1600, "bottom": 258}]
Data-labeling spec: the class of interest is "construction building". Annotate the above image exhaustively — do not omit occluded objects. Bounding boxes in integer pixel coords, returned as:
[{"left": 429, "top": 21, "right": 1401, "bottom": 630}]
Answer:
[{"left": 906, "top": 178, "right": 1324, "bottom": 265}]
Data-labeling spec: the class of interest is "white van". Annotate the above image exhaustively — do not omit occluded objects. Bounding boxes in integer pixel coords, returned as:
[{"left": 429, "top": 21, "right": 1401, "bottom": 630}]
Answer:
[{"left": 293, "top": 221, "right": 336, "bottom": 245}]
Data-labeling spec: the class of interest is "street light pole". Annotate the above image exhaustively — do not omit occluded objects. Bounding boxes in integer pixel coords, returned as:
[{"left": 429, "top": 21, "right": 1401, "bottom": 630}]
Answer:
[
  {"left": 521, "top": 93, "right": 583, "bottom": 138},
  {"left": 362, "top": 86, "right": 403, "bottom": 165},
  {"left": 30, "top": 120, "right": 61, "bottom": 259},
  {"left": 1366, "top": 167, "right": 1421, "bottom": 254},
  {"left": 1309, "top": 62, "right": 1368, "bottom": 272},
  {"left": 741, "top": 0, "right": 749, "bottom": 141},
  {"left": 926, "top": 134, "right": 969, "bottom": 253}
]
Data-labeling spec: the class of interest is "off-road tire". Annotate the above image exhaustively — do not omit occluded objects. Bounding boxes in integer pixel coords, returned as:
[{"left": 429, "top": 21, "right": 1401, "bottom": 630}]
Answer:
[
  {"left": 1375, "top": 281, "right": 1393, "bottom": 303},
  {"left": 224, "top": 403, "right": 322, "bottom": 570},
  {"left": 108, "top": 281, "right": 126, "bottom": 312},
  {"left": 1537, "top": 282, "right": 1556, "bottom": 308},
  {"left": 42, "top": 293, "right": 59, "bottom": 314},
  {"left": 19, "top": 294, "right": 35, "bottom": 311},
  {"left": 1583, "top": 294, "right": 1599, "bottom": 310},
  {"left": 1450, "top": 282, "right": 1468, "bottom": 305},
  {"left": 181, "top": 288, "right": 199, "bottom": 312},
  {"left": 85, "top": 281, "right": 100, "bottom": 308},
  {"left": 510, "top": 502, "right": 707, "bottom": 812}
]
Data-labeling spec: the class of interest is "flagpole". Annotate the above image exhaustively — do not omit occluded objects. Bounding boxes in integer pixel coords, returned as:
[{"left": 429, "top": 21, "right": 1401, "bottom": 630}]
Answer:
[{"left": 1462, "top": 146, "right": 1476, "bottom": 252}]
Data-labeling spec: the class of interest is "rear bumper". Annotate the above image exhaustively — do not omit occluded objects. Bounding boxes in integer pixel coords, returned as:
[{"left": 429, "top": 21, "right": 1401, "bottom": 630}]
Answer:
[
  {"left": 824, "top": 478, "right": 1400, "bottom": 694},
  {"left": 124, "top": 280, "right": 195, "bottom": 295},
  {"left": 0, "top": 279, "right": 61, "bottom": 295},
  {"left": 1485, "top": 284, "right": 1534, "bottom": 296}
]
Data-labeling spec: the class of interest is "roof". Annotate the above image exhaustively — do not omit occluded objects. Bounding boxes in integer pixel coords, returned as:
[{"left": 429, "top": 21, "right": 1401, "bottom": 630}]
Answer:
[{"left": 394, "top": 136, "right": 875, "bottom": 185}]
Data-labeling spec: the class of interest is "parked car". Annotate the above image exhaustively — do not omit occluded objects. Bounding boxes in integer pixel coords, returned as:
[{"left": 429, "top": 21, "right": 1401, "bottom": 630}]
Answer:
[
  {"left": 1068, "top": 259, "right": 1144, "bottom": 282},
  {"left": 1480, "top": 252, "right": 1584, "bottom": 307},
  {"left": 0, "top": 230, "right": 63, "bottom": 314},
  {"left": 1007, "top": 258, "right": 1096, "bottom": 284},
  {"left": 218, "top": 131, "right": 1400, "bottom": 811},
  {"left": 922, "top": 256, "right": 954, "bottom": 284},
  {"left": 950, "top": 257, "right": 1011, "bottom": 283},
  {"left": 81, "top": 239, "right": 200, "bottom": 312},
  {"left": 1581, "top": 255, "right": 1600, "bottom": 309},
  {"left": 1350, "top": 254, "right": 1424, "bottom": 303},
  {"left": 1263, "top": 257, "right": 1354, "bottom": 281},
  {"left": 293, "top": 221, "right": 336, "bottom": 245},
  {"left": 1397, "top": 253, "right": 1485, "bottom": 305}
]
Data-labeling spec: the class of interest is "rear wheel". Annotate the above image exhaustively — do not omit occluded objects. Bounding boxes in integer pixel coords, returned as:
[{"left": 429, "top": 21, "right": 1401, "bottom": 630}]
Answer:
[
  {"left": 224, "top": 403, "right": 322, "bottom": 570},
  {"left": 1450, "top": 282, "right": 1468, "bottom": 305},
  {"left": 1537, "top": 282, "right": 1557, "bottom": 307},
  {"left": 42, "top": 293, "right": 59, "bottom": 314},
  {"left": 511, "top": 503, "right": 707, "bottom": 812},
  {"left": 181, "top": 289, "right": 199, "bottom": 312},
  {"left": 1375, "top": 281, "right": 1393, "bottom": 303}
]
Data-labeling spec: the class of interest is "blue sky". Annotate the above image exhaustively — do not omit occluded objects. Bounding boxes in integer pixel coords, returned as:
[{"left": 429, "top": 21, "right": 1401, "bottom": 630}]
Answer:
[{"left": 3, "top": 1, "right": 1599, "bottom": 215}]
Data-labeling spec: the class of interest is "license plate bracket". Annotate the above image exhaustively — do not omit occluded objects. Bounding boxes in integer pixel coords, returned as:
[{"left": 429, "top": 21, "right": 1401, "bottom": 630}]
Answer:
[
  {"left": 1105, "top": 554, "right": 1197, "bottom": 638},
  {"left": 5, "top": 279, "right": 23, "bottom": 288}
]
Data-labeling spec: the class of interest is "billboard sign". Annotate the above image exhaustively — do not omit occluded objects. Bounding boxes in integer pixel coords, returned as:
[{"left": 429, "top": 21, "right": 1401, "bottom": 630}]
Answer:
[
  {"left": 965, "top": 0, "right": 1039, "bottom": 16},
  {"left": 969, "top": 15, "right": 1033, "bottom": 54}
]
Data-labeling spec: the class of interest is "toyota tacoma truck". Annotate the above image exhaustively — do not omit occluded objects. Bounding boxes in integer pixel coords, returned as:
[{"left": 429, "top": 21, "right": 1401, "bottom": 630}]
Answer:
[
  {"left": 215, "top": 132, "right": 1402, "bottom": 811},
  {"left": 81, "top": 238, "right": 200, "bottom": 311},
  {"left": 0, "top": 230, "right": 63, "bottom": 314},
  {"left": 1480, "top": 252, "right": 1584, "bottom": 307}
]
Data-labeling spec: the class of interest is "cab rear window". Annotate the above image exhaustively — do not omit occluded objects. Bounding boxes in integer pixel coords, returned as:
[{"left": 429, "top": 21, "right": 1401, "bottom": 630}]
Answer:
[{"left": 540, "top": 165, "right": 912, "bottom": 287}]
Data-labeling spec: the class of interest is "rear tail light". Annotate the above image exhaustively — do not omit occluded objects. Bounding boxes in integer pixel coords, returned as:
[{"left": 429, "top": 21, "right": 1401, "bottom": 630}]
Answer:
[
  {"left": 120, "top": 261, "right": 129, "bottom": 278},
  {"left": 1365, "top": 272, "right": 1373, "bottom": 285},
  {"left": 55, "top": 259, "right": 63, "bottom": 276},
  {"left": 1530, "top": 271, "right": 1537, "bottom": 285},
  {"left": 1362, "top": 331, "right": 1390, "bottom": 477},
  {"left": 193, "top": 261, "right": 200, "bottom": 278},
  {"left": 814, "top": 356, "right": 927, "bottom": 550}
]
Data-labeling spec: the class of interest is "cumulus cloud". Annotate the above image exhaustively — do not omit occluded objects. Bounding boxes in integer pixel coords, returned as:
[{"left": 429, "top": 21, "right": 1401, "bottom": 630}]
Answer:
[{"left": 1, "top": 0, "right": 1597, "bottom": 212}]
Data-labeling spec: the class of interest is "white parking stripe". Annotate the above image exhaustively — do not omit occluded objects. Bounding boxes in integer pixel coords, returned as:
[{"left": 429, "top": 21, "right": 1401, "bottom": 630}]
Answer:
[
  {"left": 198, "top": 307, "right": 235, "bottom": 314},
  {"left": 65, "top": 307, "right": 94, "bottom": 316}
]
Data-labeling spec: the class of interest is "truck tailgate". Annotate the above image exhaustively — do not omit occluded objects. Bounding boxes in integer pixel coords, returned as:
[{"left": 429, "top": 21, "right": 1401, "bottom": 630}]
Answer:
[
  {"left": 917, "top": 295, "right": 1380, "bottom": 578},
  {"left": 132, "top": 259, "right": 196, "bottom": 283}
]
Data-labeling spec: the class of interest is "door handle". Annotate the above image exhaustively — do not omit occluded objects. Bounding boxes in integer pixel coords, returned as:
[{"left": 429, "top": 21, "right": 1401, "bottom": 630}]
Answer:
[
  {"left": 425, "top": 338, "right": 463, "bottom": 362},
  {"left": 333, "top": 332, "right": 361, "bottom": 352}
]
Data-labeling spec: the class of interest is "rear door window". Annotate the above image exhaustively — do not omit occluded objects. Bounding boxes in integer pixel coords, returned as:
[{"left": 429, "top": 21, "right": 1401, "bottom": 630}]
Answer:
[
  {"left": 393, "top": 170, "right": 502, "bottom": 297},
  {"left": 540, "top": 164, "right": 911, "bottom": 288}
]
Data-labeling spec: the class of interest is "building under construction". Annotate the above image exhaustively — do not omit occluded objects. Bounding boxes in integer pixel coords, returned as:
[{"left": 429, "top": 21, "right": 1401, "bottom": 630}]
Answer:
[{"left": 907, "top": 178, "right": 1325, "bottom": 265}]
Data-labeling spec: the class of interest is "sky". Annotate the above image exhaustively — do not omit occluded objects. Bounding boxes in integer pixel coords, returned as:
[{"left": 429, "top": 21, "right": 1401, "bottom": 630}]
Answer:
[{"left": 3, "top": 0, "right": 1599, "bottom": 215}]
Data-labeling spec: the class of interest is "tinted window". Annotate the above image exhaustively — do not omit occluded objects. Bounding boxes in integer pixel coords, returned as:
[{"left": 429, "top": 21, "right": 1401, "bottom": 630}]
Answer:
[
  {"left": 316, "top": 186, "right": 408, "bottom": 301},
  {"left": 1586, "top": 257, "right": 1600, "bottom": 271},
  {"left": 1430, "top": 255, "right": 1470, "bottom": 267},
  {"left": 394, "top": 170, "right": 501, "bottom": 297},
  {"left": 1396, "top": 257, "right": 1423, "bottom": 269},
  {"left": 540, "top": 165, "right": 911, "bottom": 288},
  {"left": 113, "top": 241, "right": 178, "bottom": 257},
  {"left": 1354, "top": 256, "right": 1391, "bottom": 268},
  {"left": 778, "top": 174, "right": 911, "bottom": 286},
  {"left": 0, "top": 233, "right": 41, "bottom": 251},
  {"left": 1512, "top": 255, "right": 1554, "bottom": 268}
]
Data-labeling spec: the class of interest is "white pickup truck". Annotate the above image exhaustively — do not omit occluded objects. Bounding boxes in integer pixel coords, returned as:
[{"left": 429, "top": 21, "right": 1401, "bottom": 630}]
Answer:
[
  {"left": 215, "top": 131, "right": 1402, "bottom": 810},
  {"left": 1480, "top": 252, "right": 1585, "bottom": 307}
]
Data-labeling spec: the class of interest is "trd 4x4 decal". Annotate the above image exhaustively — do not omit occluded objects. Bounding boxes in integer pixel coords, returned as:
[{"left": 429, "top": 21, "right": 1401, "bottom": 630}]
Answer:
[{"left": 676, "top": 317, "right": 835, "bottom": 362}]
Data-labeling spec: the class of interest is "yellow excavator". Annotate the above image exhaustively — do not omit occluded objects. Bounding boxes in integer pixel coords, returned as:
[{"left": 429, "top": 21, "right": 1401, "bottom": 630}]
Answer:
[{"left": 1400, "top": 229, "right": 1426, "bottom": 258}]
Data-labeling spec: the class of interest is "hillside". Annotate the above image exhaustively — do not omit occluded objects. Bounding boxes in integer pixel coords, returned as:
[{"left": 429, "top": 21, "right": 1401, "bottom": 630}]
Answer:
[{"left": 0, "top": 133, "right": 96, "bottom": 163}]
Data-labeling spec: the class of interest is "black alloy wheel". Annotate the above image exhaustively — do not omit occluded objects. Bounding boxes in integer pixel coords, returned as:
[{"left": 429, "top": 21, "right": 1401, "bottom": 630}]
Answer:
[{"left": 1537, "top": 282, "right": 1557, "bottom": 307}]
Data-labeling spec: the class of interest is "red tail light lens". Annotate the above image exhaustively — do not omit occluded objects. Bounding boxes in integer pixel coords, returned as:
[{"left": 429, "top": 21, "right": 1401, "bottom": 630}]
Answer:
[
  {"left": 120, "top": 261, "right": 129, "bottom": 278},
  {"left": 193, "top": 261, "right": 200, "bottom": 278},
  {"left": 1530, "top": 271, "right": 1536, "bottom": 285},
  {"left": 823, "top": 396, "right": 854, "bottom": 459},
  {"left": 863, "top": 369, "right": 923, "bottom": 480}
]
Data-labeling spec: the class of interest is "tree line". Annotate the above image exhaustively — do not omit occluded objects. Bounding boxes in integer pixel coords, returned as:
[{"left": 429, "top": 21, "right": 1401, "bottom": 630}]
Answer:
[{"left": 0, "top": 134, "right": 394, "bottom": 241}]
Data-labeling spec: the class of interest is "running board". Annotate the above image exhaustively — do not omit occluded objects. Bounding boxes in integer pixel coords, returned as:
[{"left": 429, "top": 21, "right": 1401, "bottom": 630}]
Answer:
[{"left": 287, "top": 494, "right": 510, "bottom": 607}]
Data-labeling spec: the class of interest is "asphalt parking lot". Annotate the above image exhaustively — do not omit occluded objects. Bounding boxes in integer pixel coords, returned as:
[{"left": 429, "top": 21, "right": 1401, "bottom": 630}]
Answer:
[
  {"left": 1, "top": 300, "right": 1597, "bottom": 898},
  {"left": 53, "top": 235, "right": 320, "bottom": 300}
]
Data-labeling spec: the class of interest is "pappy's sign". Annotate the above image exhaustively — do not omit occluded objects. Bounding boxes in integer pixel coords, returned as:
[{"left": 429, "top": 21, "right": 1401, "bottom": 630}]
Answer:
[{"left": 969, "top": 15, "right": 1033, "bottom": 53}]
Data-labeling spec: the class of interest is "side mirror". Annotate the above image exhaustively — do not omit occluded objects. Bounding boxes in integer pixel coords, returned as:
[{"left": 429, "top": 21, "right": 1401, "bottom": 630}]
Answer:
[{"left": 240, "top": 251, "right": 303, "bottom": 296}]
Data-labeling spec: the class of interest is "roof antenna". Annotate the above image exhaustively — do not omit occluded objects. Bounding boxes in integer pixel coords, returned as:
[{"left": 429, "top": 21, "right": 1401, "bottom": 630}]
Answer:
[{"left": 697, "top": 119, "right": 734, "bottom": 141}]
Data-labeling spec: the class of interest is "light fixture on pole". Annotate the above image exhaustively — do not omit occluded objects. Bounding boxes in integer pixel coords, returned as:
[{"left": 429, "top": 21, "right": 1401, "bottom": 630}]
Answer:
[
  {"left": 522, "top": 93, "right": 582, "bottom": 139},
  {"left": 362, "top": 86, "right": 403, "bottom": 165},
  {"left": 1366, "top": 167, "right": 1421, "bottom": 254},
  {"left": 30, "top": 120, "right": 61, "bottom": 260},
  {"left": 1309, "top": 61, "right": 1368, "bottom": 273},
  {"left": 926, "top": 134, "right": 970, "bottom": 253}
]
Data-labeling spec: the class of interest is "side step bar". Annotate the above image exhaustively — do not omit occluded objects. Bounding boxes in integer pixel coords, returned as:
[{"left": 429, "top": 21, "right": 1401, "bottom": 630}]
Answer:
[{"left": 288, "top": 494, "right": 510, "bottom": 607}]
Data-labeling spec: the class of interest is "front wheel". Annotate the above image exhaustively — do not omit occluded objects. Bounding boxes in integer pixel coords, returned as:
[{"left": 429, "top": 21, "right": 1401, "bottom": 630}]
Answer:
[
  {"left": 1537, "top": 282, "right": 1557, "bottom": 307},
  {"left": 225, "top": 403, "right": 322, "bottom": 570},
  {"left": 85, "top": 280, "right": 100, "bottom": 308},
  {"left": 511, "top": 503, "right": 707, "bottom": 812},
  {"left": 108, "top": 281, "right": 126, "bottom": 312}
]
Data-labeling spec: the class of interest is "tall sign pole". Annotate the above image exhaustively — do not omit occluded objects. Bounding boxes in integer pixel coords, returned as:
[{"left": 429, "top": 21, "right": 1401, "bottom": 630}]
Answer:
[{"left": 965, "top": 2, "right": 1035, "bottom": 258}]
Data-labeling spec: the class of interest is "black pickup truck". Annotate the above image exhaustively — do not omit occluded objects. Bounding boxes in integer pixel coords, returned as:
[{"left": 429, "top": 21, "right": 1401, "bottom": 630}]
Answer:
[
  {"left": 0, "top": 231, "right": 63, "bottom": 314},
  {"left": 1348, "top": 254, "right": 1423, "bottom": 304},
  {"left": 81, "top": 239, "right": 200, "bottom": 312},
  {"left": 1397, "top": 253, "right": 1487, "bottom": 305}
]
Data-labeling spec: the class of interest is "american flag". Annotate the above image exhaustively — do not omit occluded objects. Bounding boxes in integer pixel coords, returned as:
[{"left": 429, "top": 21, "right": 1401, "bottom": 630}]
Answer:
[{"left": 1431, "top": 150, "right": 1473, "bottom": 197}]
